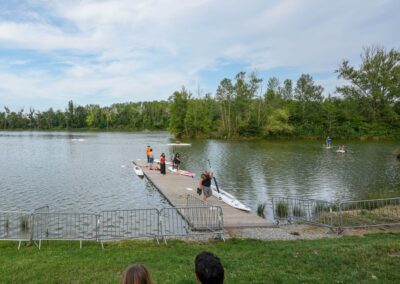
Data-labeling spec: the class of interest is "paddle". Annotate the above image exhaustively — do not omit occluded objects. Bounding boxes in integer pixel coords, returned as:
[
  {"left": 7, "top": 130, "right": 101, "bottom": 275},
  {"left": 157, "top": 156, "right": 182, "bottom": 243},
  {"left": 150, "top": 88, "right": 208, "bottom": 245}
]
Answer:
[{"left": 207, "top": 159, "right": 221, "bottom": 195}]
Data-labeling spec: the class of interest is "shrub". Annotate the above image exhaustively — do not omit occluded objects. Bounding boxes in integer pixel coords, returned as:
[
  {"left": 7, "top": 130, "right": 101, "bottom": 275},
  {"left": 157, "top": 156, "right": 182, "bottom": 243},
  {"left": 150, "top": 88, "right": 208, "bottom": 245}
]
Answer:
[
  {"left": 20, "top": 216, "right": 29, "bottom": 232},
  {"left": 276, "top": 202, "right": 288, "bottom": 218},
  {"left": 257, "top": 203, "right": 266, "bottom": 218}
]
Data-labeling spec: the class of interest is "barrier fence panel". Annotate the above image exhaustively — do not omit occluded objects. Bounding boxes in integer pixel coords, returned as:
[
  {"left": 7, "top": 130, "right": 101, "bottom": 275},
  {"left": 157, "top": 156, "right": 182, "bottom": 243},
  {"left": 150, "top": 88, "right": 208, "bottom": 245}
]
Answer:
[
  {"left": 272, "top": 197, "right": 337, "bottom": 228},
  {"left": 99, "top": 209, "right": 160, "bottom": 244},
  {"left": 32, "top": 212, "right": 98, "bottom": 249},
  {"left": 339, "top": 198, "right": 400, "bottom": 228},
  {"left": 160, "top": 206, "right": 224, "bottom": 242},
  {"left": 0, "top": 211, "right": 31, "bottom": 249}
]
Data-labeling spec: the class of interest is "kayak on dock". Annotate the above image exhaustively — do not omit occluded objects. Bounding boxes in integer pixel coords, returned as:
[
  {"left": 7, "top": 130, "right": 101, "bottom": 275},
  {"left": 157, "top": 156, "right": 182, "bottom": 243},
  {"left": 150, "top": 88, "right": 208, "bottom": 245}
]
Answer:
[{"left": 211, "top": 185, "right": 251, "bottom": 212}]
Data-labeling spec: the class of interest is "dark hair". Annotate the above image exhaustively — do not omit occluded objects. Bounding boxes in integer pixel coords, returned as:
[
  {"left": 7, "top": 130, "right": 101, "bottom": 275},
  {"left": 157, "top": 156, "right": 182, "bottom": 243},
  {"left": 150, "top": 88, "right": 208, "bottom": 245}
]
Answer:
[
  {"left": 195, "top": 251, "right": 224, "bottom": 284},
  {"left": 120, "top": 264, "right": 153, "bottom": 284}
]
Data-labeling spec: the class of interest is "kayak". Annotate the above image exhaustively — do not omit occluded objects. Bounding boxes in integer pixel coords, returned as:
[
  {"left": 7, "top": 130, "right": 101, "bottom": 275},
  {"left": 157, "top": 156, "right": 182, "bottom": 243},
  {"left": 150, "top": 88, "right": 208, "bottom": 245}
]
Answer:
[
  {"left": 336, "top": 149, "right": 346, "bottom": 153},
  {"left": 167, "top": 166, "right": 196, "bottom": 177},
  {"left": 132, "top": 162, "right": 144, "bottom": 176},
  {"left": 211, "top": 185, "right": 251, "bottom": 212},
  {"left": 167, "top": 143, "right": 191, "bottom": 146}
]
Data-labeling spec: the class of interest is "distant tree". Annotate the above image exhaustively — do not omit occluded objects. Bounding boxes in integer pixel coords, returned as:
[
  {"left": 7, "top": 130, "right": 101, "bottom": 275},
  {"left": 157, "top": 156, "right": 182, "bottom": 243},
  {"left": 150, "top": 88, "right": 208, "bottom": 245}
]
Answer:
[
  {"left": 281, "top": 79, "right": 293, "bottom": 100},
  {"left": 294, "top": 74, "right": 324, "bottom": 102},
  {"left": 168, "top": 87, "right": 190, "bottom": 137},
  {"left": 264, "top": 108, "right": 293, "bottom": 136},
  {"left": 66, "top": 100, "right": 75, "bottom": 128},
  {"left": 216, "top": 78, "right": 234, "bottom": 137},
  {"left": 336, "top": 46, "right": 400, "bottom": 123}
]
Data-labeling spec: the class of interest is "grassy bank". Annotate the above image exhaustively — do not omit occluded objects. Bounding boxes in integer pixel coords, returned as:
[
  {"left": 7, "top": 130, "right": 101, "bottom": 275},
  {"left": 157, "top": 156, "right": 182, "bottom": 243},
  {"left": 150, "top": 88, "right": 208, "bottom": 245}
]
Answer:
[{"left": 1, "top": 234, "right": 400, "bottom": 283}]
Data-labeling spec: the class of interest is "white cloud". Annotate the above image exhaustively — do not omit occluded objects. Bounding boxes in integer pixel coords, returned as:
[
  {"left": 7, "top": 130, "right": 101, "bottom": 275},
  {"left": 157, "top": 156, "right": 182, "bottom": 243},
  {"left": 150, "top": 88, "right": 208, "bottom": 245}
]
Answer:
[{"left": 0, "top": 0, "right": 399, "bottom": 110}]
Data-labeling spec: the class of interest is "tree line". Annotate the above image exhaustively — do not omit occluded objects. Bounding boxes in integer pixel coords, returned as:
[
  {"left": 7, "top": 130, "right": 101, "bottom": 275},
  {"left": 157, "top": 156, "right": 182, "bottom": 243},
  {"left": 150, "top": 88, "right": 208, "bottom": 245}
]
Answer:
[
  {"left": 0, "top": 101, "right": 169, "bottom": 131},
  {"left": 1, "top": 46, "right": 399, "bottom": 139},
  {"left": 169, "top": 46, "right": 400, "bottom": 139}
]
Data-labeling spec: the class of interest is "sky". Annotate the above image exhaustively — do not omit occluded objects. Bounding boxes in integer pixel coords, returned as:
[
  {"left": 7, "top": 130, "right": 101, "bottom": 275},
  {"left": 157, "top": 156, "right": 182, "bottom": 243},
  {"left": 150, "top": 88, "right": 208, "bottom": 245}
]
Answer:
[{"left": 0, "top": 0, "right": 399, "bottom": 111}]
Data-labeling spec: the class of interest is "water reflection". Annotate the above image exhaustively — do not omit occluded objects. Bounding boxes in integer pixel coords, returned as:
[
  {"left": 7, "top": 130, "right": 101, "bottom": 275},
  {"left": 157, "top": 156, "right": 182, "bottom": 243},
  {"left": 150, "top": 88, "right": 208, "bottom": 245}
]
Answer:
[{"left": 0, "top": 131, "right": 399, "bottom": 212}]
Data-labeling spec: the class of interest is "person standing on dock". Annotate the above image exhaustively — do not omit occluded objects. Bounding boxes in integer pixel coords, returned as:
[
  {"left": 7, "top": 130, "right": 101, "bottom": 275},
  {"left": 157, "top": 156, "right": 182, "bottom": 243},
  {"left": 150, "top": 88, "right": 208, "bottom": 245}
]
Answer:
[
  {"left": 160, "top": 153, "right": 166, "bottom": 175},
  {"left": 201, "top": 171, "right": 212, "bottom": 201},
  {"left": 173, "top": 153, "right": 181, "bottom": 172},
  {"left": 146, "top": 145, "right": 151, "bottom": 163},
  {"left": 148, "top": 149, "right": 154, "bottom": 170}
]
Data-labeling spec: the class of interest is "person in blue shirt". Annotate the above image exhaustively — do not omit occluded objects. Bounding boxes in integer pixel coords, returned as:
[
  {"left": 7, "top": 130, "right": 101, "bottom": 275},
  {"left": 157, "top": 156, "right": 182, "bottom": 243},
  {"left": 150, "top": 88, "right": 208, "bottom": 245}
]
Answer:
[{"left": 326, "top": 136, "right": 332, "bottom": 147}]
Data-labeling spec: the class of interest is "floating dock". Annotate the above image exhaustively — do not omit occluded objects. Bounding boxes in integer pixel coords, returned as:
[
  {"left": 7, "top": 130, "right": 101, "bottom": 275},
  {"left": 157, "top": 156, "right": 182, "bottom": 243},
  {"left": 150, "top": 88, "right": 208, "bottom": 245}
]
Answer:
[{"left": 134, "top": 160, "right": 276, "bottom": 228}]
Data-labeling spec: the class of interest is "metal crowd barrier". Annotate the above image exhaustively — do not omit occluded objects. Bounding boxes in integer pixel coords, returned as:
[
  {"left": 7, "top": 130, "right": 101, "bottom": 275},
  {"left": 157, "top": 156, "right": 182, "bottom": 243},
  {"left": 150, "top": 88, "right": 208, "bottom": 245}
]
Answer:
[
  {"left": 339, "top": 198, "right": 400, "bottom": 228},
  {"left": 32, "top": 212, "right": 98, "bottom": 249},
  {"left": 98, "top": 209, "right": 160, "bottom": 246},
  {"left": 272, "top": 197, "right": 337, "bottom": 228},
  {"left": 0, "top": 211, "right": 32, "bottom": 249},
  {"left": 272, "top": 196, "right": 400, "bottom": 230},
  {"left": 160, "top": 206, "right": 224, "bottom": 243}
]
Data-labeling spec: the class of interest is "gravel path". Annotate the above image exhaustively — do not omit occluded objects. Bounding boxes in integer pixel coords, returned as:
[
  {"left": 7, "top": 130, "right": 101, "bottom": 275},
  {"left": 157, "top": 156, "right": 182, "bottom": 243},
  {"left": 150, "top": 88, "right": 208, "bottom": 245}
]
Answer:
[{"left": 224, "top": 225, "right": 340, "bottom": 241}]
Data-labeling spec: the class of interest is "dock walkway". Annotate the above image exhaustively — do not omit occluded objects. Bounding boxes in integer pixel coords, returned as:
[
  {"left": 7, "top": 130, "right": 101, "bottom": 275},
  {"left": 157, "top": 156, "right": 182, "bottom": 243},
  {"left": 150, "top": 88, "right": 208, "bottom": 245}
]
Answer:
[{"left": 134, "top": 160, "right": 276, "bottom": 228}]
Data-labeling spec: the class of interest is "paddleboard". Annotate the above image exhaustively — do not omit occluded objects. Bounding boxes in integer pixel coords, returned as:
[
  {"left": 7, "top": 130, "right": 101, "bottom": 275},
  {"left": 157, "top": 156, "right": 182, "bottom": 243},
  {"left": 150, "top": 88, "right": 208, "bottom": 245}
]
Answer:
[
  {"left": 167, "top": 143, "right": 191, "bottom": 146},
  {"left": 211, "top": 185, "right": 251, "bottom": 212},
  {"left": 168, "top": 166, "right": 196, "bottom": 177},
  {"left": 132, "top": 162, "right": 144, "bottom": 177}
]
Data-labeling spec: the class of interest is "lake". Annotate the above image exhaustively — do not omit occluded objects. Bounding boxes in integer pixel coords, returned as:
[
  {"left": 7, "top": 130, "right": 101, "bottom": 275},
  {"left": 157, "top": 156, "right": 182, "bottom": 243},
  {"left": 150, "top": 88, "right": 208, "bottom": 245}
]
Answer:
[{"left": 0, "top": 131, "right": 399, "bottom": 213}]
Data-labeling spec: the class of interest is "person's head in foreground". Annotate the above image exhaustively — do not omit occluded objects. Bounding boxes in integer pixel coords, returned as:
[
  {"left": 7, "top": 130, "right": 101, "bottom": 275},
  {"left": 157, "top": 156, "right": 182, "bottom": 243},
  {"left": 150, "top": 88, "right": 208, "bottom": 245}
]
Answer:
[
  {"left": 120, "top": 264, "right": 153, "bottom": 284},
  {"left": 195, "top": 251, "right": 224, "bottom": 284}
]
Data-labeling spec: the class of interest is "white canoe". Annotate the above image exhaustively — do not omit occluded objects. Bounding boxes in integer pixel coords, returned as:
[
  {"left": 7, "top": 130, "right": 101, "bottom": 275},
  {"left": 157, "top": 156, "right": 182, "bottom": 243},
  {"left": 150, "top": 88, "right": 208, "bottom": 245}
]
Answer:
[
  {"left": 167, "top": 166, "right": 196, "bottom": 177},
  {"left": 132, "top": 163, "right": 144, "bottom": 176},
  {"left": 336, "top": 149, "right": 346, "bottom": 153},
  {"left": 211, "top": 185, "right": 251, "bottom": 212},
  {"left": 167, "top": 143, "right": 191, "bottom": 146}
]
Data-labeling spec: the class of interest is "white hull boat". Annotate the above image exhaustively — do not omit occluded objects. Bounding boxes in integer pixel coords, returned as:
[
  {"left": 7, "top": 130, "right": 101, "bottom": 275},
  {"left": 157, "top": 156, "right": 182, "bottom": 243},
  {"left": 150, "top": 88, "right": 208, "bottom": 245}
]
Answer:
[
  {"left": 167, "top": 143, "right": 191, "bottom": 146},
  {"left": 211, "top": 185, "right": 251, "bottom": 212},
  {"left": 132, "top": 162, "right": 144, "bottom": 177}
]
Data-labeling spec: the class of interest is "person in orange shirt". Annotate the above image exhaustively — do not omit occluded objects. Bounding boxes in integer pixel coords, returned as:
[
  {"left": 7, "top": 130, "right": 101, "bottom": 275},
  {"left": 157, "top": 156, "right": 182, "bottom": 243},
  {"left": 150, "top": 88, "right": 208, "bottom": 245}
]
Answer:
[
  {"left": 148, "top": 149, "right": 154, "bottom": 170},
  {"left": 146, "top": 145, "right": 151, "bottom": 165}
]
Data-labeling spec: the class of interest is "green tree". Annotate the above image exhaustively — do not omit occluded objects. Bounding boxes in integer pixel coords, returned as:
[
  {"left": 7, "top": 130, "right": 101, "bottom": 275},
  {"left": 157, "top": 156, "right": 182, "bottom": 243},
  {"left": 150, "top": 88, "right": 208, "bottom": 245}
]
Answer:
[
  {"left": 168, "top": 87, "right": 190, "bottom": 137},
  {"left": 336, "top": 46, "right": 400, "bottom": 124}
]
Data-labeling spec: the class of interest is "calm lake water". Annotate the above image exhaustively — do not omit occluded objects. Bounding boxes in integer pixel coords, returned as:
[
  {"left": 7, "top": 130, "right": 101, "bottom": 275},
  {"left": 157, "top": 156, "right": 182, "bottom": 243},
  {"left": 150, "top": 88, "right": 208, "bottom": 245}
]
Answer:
[{"left": 0, "top": 131, "right": 399, "bottom": 213}]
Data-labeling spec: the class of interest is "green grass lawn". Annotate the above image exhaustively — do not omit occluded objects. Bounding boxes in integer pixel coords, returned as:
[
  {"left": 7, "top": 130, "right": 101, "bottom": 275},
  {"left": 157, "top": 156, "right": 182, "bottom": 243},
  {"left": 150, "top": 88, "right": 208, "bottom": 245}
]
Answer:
[{"left": 1, "top": 233, "right": 400, "bottom": 283}]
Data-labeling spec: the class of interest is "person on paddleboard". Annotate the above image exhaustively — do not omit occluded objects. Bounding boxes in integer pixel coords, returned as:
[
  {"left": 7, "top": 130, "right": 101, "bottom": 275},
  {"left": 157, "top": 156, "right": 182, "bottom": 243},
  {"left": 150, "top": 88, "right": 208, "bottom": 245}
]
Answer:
[{"left": 326, "top": 136, "right": 331, "bottom": 148}]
